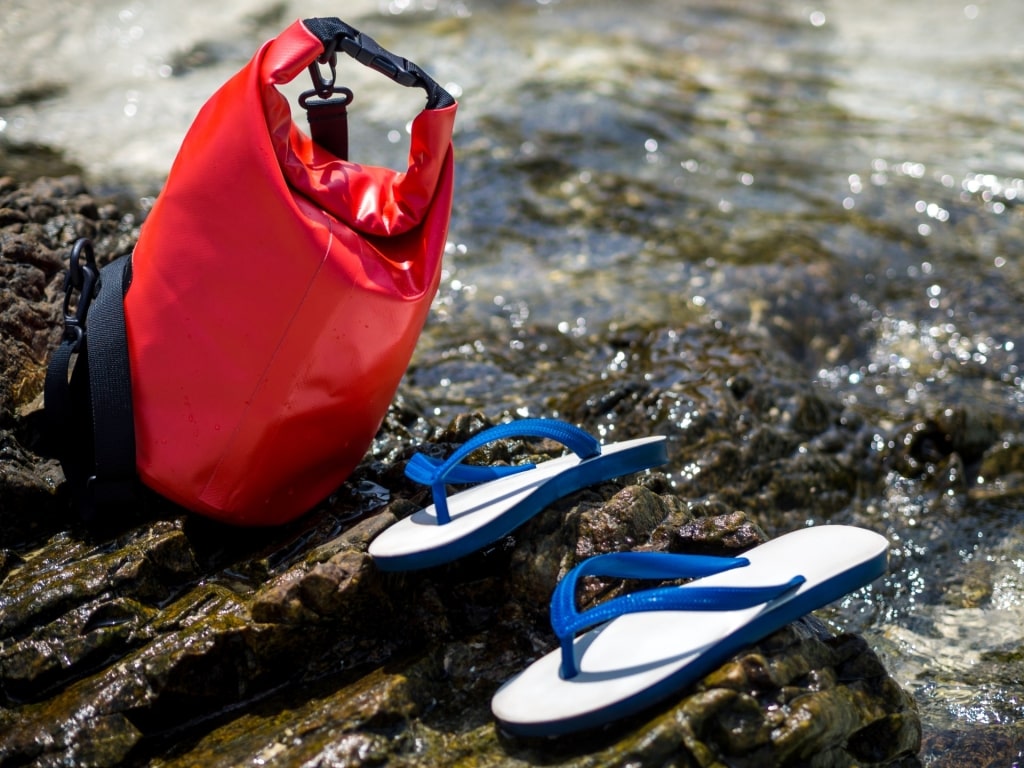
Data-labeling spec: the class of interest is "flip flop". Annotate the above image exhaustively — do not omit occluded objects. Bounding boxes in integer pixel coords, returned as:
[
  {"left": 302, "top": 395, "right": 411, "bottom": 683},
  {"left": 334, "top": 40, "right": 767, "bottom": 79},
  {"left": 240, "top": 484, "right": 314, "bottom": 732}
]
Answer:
[
  {"left": 491, "top": 525, "right": 889, "bottom": 737},
  {"left": 368, "top": 419, "right": 668, "bottom": 571}
]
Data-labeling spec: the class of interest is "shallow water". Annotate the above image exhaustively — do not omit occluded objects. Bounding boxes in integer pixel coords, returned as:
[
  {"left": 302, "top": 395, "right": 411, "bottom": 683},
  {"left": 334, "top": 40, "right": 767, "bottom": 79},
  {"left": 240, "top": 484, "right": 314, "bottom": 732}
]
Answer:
[{"left": 3, "top": 0, "right": 1024, "bottom": 764}]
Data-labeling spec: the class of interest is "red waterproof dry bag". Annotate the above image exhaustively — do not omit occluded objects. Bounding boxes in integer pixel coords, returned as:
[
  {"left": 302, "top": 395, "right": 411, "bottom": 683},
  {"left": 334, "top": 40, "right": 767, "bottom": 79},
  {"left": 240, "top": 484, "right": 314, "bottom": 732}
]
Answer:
[{"left": 45, "top": 18, "right": 457, "bottom": 525}]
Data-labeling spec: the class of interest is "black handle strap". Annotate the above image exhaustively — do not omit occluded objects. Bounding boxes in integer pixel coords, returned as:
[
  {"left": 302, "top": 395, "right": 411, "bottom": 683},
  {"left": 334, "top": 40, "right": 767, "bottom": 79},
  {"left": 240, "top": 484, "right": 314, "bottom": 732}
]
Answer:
[
  {"left": 302, "top": 17, "right": 455, "bottom": 110},
  {"left": 298, "top": 86, "right": 353, "bottom": 160}
]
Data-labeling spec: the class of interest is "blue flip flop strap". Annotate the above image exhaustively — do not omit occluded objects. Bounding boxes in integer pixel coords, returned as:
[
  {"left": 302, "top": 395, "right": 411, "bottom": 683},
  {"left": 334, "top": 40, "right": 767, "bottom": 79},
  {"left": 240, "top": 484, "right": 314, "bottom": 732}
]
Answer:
[
  {"left": 404, "top": 453, "right": 536, "bottom": 485},
  {"left": 551, "top": 551, "right": 806, "bottom": 678},
  {"left": 404, "top": 419, "right": 603, "bottom": 525}
]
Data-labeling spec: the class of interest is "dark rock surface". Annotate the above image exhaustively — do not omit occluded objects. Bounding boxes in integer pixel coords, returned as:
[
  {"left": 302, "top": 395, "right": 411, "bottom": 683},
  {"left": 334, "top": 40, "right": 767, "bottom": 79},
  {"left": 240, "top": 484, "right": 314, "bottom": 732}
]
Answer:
[{"left": 0, "top": 179, "right": 922, "bottom": 767}]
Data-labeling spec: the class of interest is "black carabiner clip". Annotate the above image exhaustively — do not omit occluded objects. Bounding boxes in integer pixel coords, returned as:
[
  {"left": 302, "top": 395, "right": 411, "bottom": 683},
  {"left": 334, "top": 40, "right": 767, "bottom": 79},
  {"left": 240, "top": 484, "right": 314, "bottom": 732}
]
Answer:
[
  {"left": 308, "top": 37, "right": 339, "bottom": 100},
  {"left": 62, "top": 238, "right": 101, "bottom": 351}
]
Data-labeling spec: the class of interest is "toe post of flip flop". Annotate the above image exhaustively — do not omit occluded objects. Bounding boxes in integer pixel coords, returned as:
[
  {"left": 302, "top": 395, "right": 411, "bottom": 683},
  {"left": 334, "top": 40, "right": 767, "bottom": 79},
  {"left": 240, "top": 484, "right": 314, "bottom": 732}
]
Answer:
[
  {"left": 490, "top": 525, "right": 889, "bottom": 737},
  {"left": 368, "top": 418, "right": 669, "bottom": 571}
]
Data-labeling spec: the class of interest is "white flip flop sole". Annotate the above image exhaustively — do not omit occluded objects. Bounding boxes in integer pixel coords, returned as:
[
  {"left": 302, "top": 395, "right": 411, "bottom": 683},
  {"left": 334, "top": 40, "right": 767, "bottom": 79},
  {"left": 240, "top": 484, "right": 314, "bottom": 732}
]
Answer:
[
  {"left": 369, "top": 436, "right": 667, "bottom": 571},
  {"left": 491, "top": 525, "right": 888, "bottom": 736}
]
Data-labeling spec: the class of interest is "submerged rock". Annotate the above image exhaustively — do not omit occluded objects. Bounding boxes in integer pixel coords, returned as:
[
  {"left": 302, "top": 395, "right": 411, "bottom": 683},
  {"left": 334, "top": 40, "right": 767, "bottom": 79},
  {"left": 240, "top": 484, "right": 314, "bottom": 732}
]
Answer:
[{"left": 0, "top": 179, "right": 922, "bottom": 766}]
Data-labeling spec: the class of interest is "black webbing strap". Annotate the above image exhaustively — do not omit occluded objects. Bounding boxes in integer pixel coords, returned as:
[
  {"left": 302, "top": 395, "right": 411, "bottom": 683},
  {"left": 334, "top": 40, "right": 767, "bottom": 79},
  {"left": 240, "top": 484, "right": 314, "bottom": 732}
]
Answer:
[
  {"left": 44, "top": 332, "right": 77, "bottom": 445},
  {"left": 44, "top": 240, "right": 137, "bottom": 518},
  {"left": 86, "top": 253, "right": 137, "bottom": 508},
  {"left": 302, "top": 17, "right": 456, "bottom": 110}
]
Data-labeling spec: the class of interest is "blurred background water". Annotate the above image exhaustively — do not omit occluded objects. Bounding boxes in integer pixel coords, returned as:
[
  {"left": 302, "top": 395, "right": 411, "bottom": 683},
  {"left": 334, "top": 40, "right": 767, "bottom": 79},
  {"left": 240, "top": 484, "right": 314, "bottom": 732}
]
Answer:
[{"left": 3, "top": 0, "right": 1023, "bottom": 764}]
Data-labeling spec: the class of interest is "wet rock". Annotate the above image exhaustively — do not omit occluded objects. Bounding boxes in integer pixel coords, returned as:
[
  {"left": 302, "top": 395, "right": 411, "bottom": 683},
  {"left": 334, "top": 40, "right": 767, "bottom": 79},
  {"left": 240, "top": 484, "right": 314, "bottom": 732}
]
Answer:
[
  {"left": 972, "top": 441, "right": 1024, "bottom": 505},
  {"left": 147, "top": 656, "right": 444, "bottom": 768},
  {"left": 932, "top": 407, "right": 1001, "bottom": 465},
  {"left": 793, "top": 392, "right": 838, "bottom": 436},
  {"left": 438, "top": 411, "right": 498, "bottom": 444},
  {"left": 0, "top": 585, "right": 294, "bottom": 767},
  {"left": 0, "top": 520, "right": 199, "bottom": 637},
  {"left": 251, "top": 517, "right": 394, "bottom": 626},
  {"left": 0, "top": 428, "right": 66, "bottom": 541},
  {"left": 0, "top": 595, "right": 158, "bottom": 702},
  {"left": 669, "top": 510, "right": 769, "bottom": 555},
  {"left": 572, "top": 484, "right": 676, "bottom": 558},
  {"left": 699, "top": 627, "right": 921, "bottom": 766},
  {"left": 893, "top": 407, "right": 1001, "bottom": 482},
  {"left": 921, "top": 725, "right": 1024, "bottom": 768}
]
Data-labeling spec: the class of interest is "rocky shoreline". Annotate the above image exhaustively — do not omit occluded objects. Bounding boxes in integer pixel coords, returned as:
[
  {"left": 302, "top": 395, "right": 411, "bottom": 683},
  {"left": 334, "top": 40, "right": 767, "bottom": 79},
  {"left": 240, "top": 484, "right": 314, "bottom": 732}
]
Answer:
[{"left": 2, "top": 177, "right": 925, "bottom": 766}]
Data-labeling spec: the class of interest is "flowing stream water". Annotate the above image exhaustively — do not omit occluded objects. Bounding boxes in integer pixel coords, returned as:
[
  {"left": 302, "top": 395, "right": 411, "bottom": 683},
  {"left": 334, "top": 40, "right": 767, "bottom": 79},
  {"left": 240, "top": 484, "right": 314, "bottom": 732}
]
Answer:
[{"left": 3, "top": 0, "right": 1023, "bottom": 764}]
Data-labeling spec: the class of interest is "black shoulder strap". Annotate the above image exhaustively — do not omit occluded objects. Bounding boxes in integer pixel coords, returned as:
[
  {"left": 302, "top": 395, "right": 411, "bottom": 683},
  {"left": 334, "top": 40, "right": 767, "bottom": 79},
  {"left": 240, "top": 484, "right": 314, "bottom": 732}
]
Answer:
[
  {"left": 44, "top": 239, "right": 137, "bottom": 518},
  {"left": 85, "top": 253, "right": 137, "bottom": 508}
]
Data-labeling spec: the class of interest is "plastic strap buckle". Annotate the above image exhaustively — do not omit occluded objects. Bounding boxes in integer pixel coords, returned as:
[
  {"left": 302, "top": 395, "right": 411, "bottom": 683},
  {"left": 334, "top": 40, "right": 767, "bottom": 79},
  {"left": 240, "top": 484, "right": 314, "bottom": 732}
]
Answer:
[{"left": 337, "top": 34, "right": 420, "bottom": 88}]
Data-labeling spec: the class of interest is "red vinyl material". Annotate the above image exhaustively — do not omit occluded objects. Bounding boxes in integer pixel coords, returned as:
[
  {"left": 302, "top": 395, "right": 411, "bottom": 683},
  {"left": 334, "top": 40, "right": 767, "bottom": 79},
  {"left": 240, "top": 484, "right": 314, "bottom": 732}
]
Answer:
[{"left": 123, "top": 20, "right": 456, "bottom": 524}]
